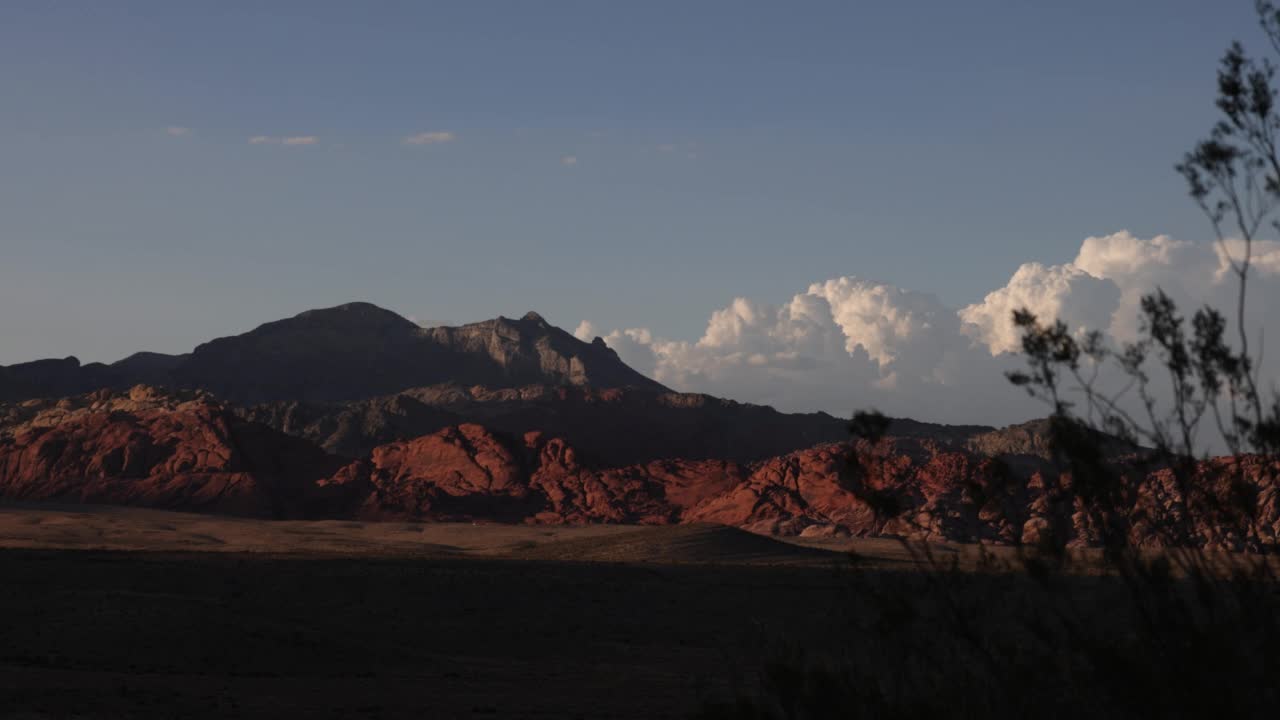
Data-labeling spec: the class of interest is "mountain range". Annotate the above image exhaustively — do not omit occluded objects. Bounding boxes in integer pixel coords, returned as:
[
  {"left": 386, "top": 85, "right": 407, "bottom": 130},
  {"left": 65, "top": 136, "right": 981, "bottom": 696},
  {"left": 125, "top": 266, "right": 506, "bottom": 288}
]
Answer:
[{"left": 1, "top": 302, "right": 1276, "bottom": 550}]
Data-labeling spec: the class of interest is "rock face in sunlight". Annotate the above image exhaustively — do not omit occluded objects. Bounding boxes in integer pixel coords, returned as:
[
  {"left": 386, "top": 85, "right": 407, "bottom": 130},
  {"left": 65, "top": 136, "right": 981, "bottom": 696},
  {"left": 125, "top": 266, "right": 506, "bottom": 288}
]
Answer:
[
  {"left": 335, "top": 422, "right": 747, "bottom": 525},
  {"left": 328, "top": 424, "right": 545, "bottom": 522},
  {"left": 317, "top": 423, "right": 1280, "bottom": 550},
  {"left": 0, "top": 387, "right": 347, "bottom": 517},
  {"left": 326, "top": 424, "right": 745, "bottom": 525}
]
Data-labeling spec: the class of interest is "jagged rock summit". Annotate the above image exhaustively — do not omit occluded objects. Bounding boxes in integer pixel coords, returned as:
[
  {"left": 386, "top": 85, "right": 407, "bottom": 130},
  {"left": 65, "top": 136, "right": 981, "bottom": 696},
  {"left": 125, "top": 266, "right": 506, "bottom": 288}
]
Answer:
[
  {"left": 419, "top": 309, "right": 661, "bottom": 394},
  {"left": 0, "top": 302, "right": 668, "bottom": 404}
]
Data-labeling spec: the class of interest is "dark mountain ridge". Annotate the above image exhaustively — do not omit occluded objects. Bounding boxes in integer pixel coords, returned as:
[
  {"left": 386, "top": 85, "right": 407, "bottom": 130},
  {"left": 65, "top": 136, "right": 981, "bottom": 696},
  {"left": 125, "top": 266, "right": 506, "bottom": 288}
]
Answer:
[
  {"left": 236, "top": 382, "right": 860, "bottom": 464},
  {"left": 0, "top": 303, "right": 666, "bottom": 404}
]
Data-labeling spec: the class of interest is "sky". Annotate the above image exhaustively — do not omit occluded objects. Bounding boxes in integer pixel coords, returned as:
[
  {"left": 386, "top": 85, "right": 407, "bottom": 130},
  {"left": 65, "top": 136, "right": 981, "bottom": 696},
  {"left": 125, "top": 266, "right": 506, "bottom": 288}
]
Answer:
[{"left": 3, "top": 1, "right": 1278, "bottom": 427}]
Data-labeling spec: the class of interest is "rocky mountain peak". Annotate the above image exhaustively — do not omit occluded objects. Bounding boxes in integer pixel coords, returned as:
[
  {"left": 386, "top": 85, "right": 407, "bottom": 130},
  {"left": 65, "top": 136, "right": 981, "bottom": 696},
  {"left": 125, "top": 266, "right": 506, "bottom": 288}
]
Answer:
[{"left": 421, "top": 312, "right": 668, "bottom": 394}]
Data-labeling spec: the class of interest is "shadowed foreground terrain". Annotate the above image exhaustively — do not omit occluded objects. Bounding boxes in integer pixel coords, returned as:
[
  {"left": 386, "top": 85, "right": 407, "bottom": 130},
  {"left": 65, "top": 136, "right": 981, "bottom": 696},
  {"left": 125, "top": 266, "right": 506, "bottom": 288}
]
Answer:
[
  {"left": 0, "top": 506, "right": 860, "bottom": 719},
  {"left": 2, "top": 551, "right": 850, "bottom": 719},
  {"left": 2, "top": 507, "right": 1279, "bottom": 719}
]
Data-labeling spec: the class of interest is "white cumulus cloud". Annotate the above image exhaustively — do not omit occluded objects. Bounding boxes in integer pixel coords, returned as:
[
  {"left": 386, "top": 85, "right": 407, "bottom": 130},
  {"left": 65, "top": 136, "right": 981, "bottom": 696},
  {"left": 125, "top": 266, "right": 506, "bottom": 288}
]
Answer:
[
  {"left": 579, "top": 232, "right": 1280, "bottom": 430},
  {"left": 960, "top": 262, "right": 1120, "bottom": 355},
  {"left": 573, "top": 321, "right": 598, "bottom": 341}
]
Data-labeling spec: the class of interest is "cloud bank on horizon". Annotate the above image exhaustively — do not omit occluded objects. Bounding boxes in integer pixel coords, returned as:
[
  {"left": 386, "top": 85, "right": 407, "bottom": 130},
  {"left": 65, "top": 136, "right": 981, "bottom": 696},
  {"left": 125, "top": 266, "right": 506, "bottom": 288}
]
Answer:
[{"left": 576, "top": 232, "right": 1280, "bottom": 427}]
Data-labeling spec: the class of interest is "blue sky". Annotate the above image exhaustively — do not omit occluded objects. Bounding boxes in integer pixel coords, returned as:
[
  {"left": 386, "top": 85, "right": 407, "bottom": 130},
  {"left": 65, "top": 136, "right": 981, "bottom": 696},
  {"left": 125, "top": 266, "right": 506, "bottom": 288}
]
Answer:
[{"left": 0, "top": 0, "right": 1267, "bottom": 366}]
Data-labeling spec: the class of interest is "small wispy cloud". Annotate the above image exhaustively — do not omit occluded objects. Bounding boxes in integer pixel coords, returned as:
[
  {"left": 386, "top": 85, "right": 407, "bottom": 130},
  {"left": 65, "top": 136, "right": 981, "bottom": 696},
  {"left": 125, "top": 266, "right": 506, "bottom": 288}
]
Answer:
[
  {"left": 165, "top": 126, "right": 192, "bottom": 137},
  {"left": 658, "top": 142, "right": 697, "bottom": 159},
  {"left": 404, "top": 131, "right": 456, "bottom": 146},
  {"left": 249, "top": 135, "right": 318, "bottom": 146},
  {"left": 561, "top": 155, "right": 578, "bottom": 166}
]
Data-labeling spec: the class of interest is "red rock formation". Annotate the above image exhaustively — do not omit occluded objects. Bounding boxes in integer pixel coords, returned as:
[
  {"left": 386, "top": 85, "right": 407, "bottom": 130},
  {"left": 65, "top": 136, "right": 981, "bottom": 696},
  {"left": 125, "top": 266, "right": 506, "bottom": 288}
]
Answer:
[
  {"left": 0, "top": 387, "right": 346, "bottom": 517},
  {"left": 328, "top": 424, "right": 541, "bottom": 521},
  {"left": 326, "top": 425, "right": 745, "bottom": 525},
  {"left": 526, "top": 432, "right": 744, "bottom": 524},
  {"left": 2, "top": 387, "right": 1277, "bottom": 551}
]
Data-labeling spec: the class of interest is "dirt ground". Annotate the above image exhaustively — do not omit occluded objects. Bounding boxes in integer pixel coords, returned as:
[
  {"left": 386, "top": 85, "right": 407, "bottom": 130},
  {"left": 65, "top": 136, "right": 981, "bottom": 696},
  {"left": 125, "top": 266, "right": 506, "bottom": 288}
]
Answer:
[{"left": 0, "top": 503, "right": 1016, "bottom": 569}]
